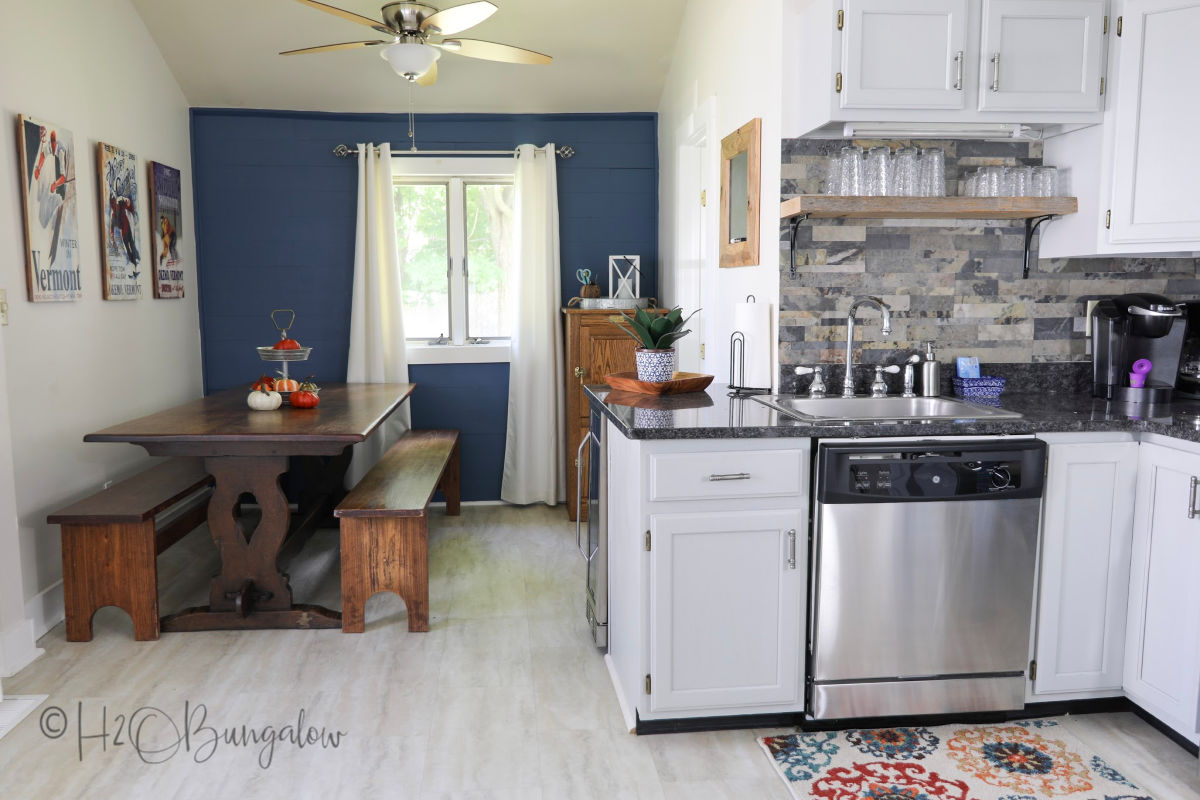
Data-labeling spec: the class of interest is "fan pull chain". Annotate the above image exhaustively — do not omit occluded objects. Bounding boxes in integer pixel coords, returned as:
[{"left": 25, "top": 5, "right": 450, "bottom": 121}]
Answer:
[{"left": 407, "top": 81, "right": 418, "bottom": 152}]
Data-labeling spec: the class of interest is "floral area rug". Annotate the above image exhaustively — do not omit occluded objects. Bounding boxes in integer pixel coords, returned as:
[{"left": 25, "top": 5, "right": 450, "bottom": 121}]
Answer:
[{"left": 760, "top": 718, "right": 1153, "bottom": 799}]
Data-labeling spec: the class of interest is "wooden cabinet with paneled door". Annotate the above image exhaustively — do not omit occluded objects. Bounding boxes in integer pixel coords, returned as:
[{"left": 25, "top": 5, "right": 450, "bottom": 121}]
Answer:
[{"left": 564, "top": 308, "right": 662, "bottom": 522}]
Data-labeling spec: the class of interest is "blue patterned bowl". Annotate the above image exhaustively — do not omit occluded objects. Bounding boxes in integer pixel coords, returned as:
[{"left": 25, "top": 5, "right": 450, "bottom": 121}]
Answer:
[{"left": 953, "top": 375, "right": 1006, "bottom": 400}]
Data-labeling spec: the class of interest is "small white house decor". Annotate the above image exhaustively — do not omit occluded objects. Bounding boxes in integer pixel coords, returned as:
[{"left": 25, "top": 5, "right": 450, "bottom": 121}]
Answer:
[{"left": 608, "top": 255, "right": 640, "bottom": 299}]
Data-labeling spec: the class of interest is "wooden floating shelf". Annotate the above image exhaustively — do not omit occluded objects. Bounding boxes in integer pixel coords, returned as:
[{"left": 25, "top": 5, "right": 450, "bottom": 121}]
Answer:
[{"left": 780, "top": 195, "right": 1078, "bottom": 221}]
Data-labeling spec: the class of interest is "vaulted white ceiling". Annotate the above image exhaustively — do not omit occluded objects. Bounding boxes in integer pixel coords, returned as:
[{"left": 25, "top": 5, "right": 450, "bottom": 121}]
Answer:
[{"left": 130, "top": 0, "right": 687, "bottom": 113}]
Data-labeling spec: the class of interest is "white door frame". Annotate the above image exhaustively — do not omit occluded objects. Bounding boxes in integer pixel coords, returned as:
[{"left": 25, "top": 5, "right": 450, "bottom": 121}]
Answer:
[{"left": 671, "top": 98, "right": 719, "bottom": 374}]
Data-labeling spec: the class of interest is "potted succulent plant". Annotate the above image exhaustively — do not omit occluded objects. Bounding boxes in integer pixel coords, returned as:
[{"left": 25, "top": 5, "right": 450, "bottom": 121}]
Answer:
[{"left": 615, "top": 306, "right": 699, "bottom": 382}]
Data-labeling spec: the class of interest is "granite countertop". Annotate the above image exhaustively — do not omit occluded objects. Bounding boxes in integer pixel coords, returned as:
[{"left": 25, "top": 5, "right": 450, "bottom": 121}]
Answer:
[{"left": 585, "top": 382, "right": 1200, "bottom": 443}]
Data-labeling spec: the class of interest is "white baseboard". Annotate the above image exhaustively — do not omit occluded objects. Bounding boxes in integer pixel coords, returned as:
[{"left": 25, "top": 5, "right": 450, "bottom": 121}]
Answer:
[
  {"left": 25, "top": 580, "right": 63, "bottom": 645},
  {"left": 0, "top": 617, "right": 43, "bottom": 678}
]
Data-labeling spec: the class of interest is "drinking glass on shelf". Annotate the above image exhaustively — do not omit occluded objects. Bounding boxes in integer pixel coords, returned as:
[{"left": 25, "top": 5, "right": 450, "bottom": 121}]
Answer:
[
  {"left": 822, "top": 156, "right": 842, "bottom": 194},
  {"left": 839, "top": 145, "right": 864, "bottom": 195},
  {"left": 865, "top": 146, "right": 891, "bottom": 197},
  {"left": 1007, "top": 166, "right": 1032, "bottom": 197},
  {"left": 982, "top": 166, "right": 1005, "bottom": 197},
  {"left": 891, "top": 147, "right": 919, "bottom": 196},
  {"left": 963, "top": 169, "right": 979, "bottom": 197},
  {"left": 918, "top": 148, "right": 945, "bottom": 197},
  {"left": 1033, "top": 166, "right": 1059, "bottom": 197}
]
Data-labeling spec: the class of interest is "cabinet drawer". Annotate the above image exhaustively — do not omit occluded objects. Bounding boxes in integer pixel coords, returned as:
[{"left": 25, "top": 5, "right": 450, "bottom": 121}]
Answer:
[{"left": 649, "top": 449, "right": 806, "bottom": 501}]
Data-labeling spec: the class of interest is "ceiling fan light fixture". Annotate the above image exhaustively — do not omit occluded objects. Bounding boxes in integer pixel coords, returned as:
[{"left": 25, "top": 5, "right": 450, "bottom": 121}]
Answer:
[{"left": 382, "top": 42, "right": 440, "bottom": 80}]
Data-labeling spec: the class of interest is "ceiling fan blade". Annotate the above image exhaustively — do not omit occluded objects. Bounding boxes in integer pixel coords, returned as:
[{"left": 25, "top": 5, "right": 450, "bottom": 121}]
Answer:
[
  {"left": 416, "top": 60, "right": 439, "bottom": 86},
  {"left": 420, "top": 1, "right": 498, "bottom": 35},
  {"left": 292, "top": 0, "right": 399, "bottom": 36},
  {"left": 435, "top": 38, "right": 552, "bottom": 65},
  {"left": 280, "top": 40, "right": 388, "bottom": 55}
]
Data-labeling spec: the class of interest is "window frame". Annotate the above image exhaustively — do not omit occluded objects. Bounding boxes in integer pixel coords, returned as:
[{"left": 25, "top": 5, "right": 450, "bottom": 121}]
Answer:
[{"left": 392, "top": 156, "right": 515, "bottom": 364}]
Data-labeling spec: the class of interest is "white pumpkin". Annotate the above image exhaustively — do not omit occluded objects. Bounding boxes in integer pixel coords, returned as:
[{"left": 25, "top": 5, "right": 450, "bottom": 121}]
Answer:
[{"left": 247, "top": 388, "right": 282, "bottom": 411}]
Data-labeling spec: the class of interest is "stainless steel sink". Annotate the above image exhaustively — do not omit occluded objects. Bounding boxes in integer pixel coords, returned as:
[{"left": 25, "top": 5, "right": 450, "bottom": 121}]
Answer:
[{"left": 752, "top": 394, "right": 1023, "bottom": 423}]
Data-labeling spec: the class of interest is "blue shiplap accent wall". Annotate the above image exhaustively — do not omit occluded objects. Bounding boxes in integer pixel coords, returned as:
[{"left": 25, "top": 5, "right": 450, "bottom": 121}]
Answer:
[{"left": 190, "top": 109, "right": 657, "bottom": 500}]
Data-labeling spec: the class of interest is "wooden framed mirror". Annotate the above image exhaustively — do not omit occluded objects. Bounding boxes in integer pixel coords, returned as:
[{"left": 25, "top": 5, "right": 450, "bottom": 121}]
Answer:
[{"left": 719, "top": 117, "right": 761, "bottom": 268}]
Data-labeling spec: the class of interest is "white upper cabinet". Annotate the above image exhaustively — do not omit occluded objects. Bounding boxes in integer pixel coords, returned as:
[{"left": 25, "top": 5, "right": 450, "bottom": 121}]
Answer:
[
  {"left": 1108, "top": 1, "right": 1200, "bottom": 244},
  {"left": 841, "top": 0, "right": 969, "bottom": 110},
  {"left": 788, "top": 0, "right": 1110, "bottom": 138},
  {"left": 978, "top": 0, "right": 1107, "bottom": 113},
  {"left": 1040, "top": 0, "right": 1200, "bottom": 257}
]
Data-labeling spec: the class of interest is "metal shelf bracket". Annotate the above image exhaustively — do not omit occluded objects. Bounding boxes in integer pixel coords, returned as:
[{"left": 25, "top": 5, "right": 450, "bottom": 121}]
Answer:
[
  {"left": 787, "top": 213, "right": 811, "bottom": 279},
  {"left": 1023, "top": 214, "right": 1057, "bottom": 279}
]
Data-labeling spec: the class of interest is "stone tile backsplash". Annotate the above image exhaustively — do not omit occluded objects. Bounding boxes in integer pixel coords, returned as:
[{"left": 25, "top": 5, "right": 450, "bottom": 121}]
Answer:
[{"left": 777, "top": 138, "right": 1200, "bottom": 394}]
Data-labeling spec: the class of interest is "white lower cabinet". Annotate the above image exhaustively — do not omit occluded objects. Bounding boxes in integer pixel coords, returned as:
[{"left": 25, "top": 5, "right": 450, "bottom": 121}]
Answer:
[
  {"left": 605, "top": 428, "right": 810, "bottom": 727},
  {"left": 1031, "top": 435, "right": 1138, "bottom": 699},
  {"left": 648, "top": 509, "right": 805, "bottom": 713},
  {"left": 1124, "top": 442, "right": 1200, "bottom": 743}
]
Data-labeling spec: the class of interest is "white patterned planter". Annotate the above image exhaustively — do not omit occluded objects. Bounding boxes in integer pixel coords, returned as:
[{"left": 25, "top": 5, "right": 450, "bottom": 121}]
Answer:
[{"left": 635, "top": 348, "right": 676, "bottom": 383}]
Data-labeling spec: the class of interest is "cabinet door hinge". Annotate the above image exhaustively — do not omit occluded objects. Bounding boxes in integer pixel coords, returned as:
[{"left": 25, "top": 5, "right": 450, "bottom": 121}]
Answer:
[
  {"left": 644, "top": 674, "right": 652, "bottom": 694},
  {"left": 1105, "top": 209, "right": 1112, "bottom": 229},
  {"left": 1103, "top": 15, "right": 1109, "bottom": 35},
  {"left": 835, "top": 72, "right": 843, "bottom": 93},
  {"left": 1116, "top": 16, "right": 1122, "bottom": 36},
  {"left": 700, "top": 189, "right": 706, "bottom": 207},
  {"left": 1029, "top": 659, "right": 1037, "bottom": 682},
  {"left": 836, "top": 9, "right": 844, "bottom": 30},
  {"left": 644, "top": 530, "right": 652, "bottom": 551},
  {"left": 1100, "top": 76, "right": 1105, "bottom": 95},
  {"left": 699, "top": 343, "right": 706, "bottom": 360}
]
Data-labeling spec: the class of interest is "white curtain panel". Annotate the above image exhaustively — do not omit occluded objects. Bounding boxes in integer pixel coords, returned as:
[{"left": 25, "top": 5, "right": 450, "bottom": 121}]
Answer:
[
  {"left": 345, "top": 142, "right": 411, "bottom": 488},
  {"left": 501, "top": 144, "right": 565, "bottom": 505}
]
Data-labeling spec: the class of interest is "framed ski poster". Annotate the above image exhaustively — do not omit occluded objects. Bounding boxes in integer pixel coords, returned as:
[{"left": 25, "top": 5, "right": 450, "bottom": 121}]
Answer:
[
  {"left": 16, "top": 114, "right": 83, "bottom": 301},
  {"left": 149, "top": 161, "right": 184, "bottom": 298},
  {"left": 98, "top": 141, "right": 143, "bottom": 300}
]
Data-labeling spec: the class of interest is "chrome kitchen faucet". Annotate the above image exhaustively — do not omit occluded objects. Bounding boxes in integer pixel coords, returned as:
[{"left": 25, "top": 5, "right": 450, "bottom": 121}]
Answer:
[{"left": 842, "top": 296, "right": 892, "bottom": 397}]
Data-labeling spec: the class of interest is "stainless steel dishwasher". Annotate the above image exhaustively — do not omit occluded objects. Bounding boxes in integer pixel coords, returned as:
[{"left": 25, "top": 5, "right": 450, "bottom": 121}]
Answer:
[{"left": 809, "top": 438, "right": 1046, "bottom": 720}]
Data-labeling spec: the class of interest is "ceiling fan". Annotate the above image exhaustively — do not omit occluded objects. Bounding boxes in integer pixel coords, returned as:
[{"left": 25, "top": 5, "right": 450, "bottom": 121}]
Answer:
[{"left": 280, "top": 0, "right": 553, "bottom": 86}]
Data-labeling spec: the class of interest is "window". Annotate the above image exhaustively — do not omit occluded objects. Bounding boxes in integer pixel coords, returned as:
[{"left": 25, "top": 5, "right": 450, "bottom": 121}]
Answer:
[{"left": 392, "top": 158, "right": 515, "bottom": 357}]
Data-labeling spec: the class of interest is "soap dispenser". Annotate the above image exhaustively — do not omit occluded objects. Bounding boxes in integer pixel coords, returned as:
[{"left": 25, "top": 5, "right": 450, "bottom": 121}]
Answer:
[{"left": 921, "top": 341, "right": 941, "bottom": 397}]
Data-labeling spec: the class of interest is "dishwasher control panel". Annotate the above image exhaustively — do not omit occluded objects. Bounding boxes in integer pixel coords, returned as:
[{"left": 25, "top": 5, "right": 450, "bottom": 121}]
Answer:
[{"left": 818, "top": 440, "right": 1046, "bottom": 504}]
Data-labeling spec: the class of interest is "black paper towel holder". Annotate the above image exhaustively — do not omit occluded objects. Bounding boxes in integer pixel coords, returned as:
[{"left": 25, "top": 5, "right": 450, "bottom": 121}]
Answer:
[{"left": 728, "top": 295, "right": 772, "bottom": 397}]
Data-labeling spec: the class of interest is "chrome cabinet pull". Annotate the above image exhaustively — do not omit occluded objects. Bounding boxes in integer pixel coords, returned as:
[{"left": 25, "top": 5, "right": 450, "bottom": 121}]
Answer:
[
  {"left": 1189, "top": 476, "right": 1200, "bottom": 519},
  {"left": 953, "top": 50, "right": 964, "bottom": 90},
  {"left": 990, "top": 52, "right": 1001, "bottom": 92},
  {"left": 576, "top": 432, "right": 599, "bottom": 559},
  {"left": 787, "top": 529, "right": 798, "bottom": 569},
  {"left": 708, "top": 472, "right": 751, "bottom": 481}
]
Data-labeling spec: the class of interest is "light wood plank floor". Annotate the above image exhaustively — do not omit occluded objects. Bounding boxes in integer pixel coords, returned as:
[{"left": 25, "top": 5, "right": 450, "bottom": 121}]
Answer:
[{"left": 1, "top": 505, "right": 1197, "bottom": 798}]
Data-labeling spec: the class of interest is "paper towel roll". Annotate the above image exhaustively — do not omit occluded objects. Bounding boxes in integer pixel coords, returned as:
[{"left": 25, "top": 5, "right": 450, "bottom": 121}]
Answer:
[{"left": 732, "top": 301, "right": 772, "bottom": 389}]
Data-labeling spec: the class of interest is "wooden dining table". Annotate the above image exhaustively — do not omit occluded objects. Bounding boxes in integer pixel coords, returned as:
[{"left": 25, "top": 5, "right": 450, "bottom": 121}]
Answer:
[{"left": 84, "top": 382, "right": 416, "bottom": 632}]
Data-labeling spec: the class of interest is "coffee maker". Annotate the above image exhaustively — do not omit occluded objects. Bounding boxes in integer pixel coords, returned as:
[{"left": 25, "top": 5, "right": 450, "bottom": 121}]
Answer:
[
  {"left": 1176, "top": 302, "right": 1200, "bottom": 398},
  {"left": 1091, "top": 293, "right": 1186, "bottom": 403}
]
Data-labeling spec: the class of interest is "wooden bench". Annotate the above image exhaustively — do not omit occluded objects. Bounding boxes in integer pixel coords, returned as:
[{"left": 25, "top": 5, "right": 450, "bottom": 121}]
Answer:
[
  {"left": 334, "top": 430, "right": 461, "bottom": 633},
  {"left": 47, "top": 458, "right": 213, "bottom": 642}
]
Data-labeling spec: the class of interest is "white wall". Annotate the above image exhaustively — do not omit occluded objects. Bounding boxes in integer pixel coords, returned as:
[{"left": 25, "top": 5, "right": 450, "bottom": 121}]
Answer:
[
  {"left": 657, "top": 0, "right": 784, "bottom": 388},
  {"left": 0, "top": 0, "right": 201, "bottom": 672}
]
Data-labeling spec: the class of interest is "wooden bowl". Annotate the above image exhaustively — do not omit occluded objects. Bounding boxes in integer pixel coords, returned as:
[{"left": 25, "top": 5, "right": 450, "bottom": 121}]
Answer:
[{"left": 604, "top": 371, "right": 714, "bottom": 395}]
